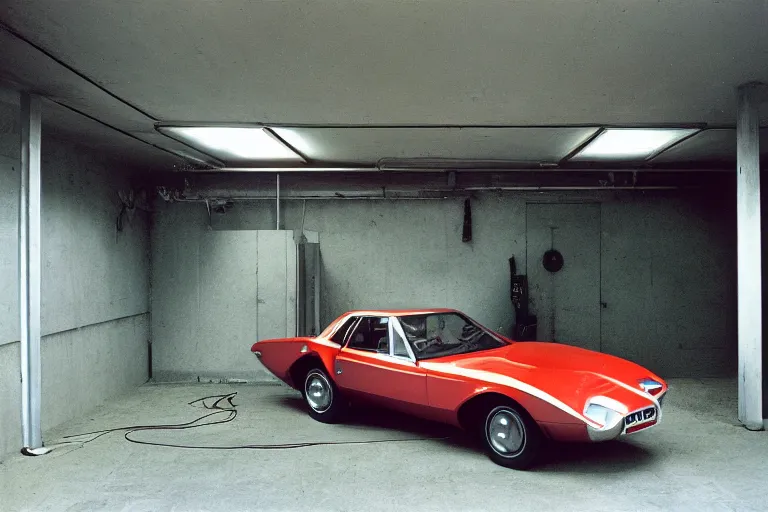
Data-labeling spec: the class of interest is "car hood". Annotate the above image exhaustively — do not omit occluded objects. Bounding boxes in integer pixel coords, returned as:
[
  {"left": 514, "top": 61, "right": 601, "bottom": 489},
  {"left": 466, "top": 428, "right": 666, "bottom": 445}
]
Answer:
[
  {"left": 433, "top": 342, "right": 659, "bottom": 379},
  {"left": 421, "top": 341, "right": 665, "bottom": 420},
  {"left": 501, "top": 342, "right": 653, "bottom": 377}
]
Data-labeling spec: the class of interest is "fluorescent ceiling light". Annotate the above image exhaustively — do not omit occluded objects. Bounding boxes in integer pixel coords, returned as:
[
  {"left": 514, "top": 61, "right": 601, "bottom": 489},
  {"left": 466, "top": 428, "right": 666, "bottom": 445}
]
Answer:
[
  {"left": 570, "top": 128, "right": 698, "bottom": 161},
  {"left": 160, "top": 126, "right": 304, "bottom": 163}
]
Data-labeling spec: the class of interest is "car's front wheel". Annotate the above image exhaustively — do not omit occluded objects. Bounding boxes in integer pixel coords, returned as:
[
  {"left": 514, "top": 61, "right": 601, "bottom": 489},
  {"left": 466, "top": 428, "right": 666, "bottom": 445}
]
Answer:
[
  {"left": 303, "top": 367, "right": 346, "bottom": 423},
  {"left": 482, "top": 404, "right": 542, "bottom": 469}
]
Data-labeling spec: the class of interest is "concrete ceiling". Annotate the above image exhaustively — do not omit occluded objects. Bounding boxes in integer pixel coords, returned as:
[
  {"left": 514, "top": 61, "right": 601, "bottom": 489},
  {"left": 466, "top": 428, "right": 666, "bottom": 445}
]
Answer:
[
  {"left": 0, "top": 0, "right": 766, "bottom": 170},
  {"left": 0, "top": 88, "right": 187, "bottom": 171}
]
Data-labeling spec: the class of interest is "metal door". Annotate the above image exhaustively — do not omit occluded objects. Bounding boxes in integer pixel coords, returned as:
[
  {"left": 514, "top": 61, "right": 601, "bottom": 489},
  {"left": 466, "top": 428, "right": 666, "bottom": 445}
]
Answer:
[
  {"left": 526, "top": 203, "right": 601, "bottom": 351},
  {"left": 297, "top": 241, "right": 321, "bottom": 337}
]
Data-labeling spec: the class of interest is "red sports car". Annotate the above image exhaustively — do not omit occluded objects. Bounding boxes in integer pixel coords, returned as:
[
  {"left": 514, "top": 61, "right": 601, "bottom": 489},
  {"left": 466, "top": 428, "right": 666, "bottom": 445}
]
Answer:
[{"left": 250, "top": 309, "right": 667, "bottom": 469}]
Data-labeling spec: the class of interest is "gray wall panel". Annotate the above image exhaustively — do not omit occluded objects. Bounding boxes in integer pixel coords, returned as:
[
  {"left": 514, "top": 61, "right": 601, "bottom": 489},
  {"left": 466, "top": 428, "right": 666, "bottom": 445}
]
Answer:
[
  {"left": 152, "top": 192, "right": 736, "bottom": 378},
  {"left": 256, "top": 231, "right": 297, "bottom": 342},
  {"left": 0, "top": 342, "right": 21, "bottom": 458},
  {"left": 197, "top": 230, "right": 259, "bottom": 376},
  {"left": 0, "top": 155, "right": 20, "bottom": 346},
  {"left": 0, "top": 315, "right": 148, "bottom": 458},
  {"left": 39, "top": 142, "right": 149, "bottom": 336},
  {"left": 40, "top": 314, "right": 149, "bottom": 430},
  {"left": 601, "top": 198, "right": 737, "bottom": 375},
  {"left": 0, "top": 140, "right": 150, "bottom": 346},
  {"left": 150, "top": 224, "right": 296, "bottom": 383}
]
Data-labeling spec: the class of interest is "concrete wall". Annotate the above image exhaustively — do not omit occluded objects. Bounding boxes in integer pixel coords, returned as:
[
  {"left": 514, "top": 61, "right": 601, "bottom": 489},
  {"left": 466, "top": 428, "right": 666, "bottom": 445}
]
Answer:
[
  {"left": 0, "top": 101, "right": 150, "bottom": 459},
  {"left": 151, "top": 190, "right": 736, "bottom": 381}
]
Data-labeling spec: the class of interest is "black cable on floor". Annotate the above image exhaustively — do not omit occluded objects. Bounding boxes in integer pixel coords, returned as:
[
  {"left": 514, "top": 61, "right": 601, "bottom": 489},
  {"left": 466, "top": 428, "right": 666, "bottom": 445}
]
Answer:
[
  {"left": 60, "top": 392, "right": 451, "bottom": 451},
  {"left": 61, "top": 393, "right": 239, "bottom": 444}
]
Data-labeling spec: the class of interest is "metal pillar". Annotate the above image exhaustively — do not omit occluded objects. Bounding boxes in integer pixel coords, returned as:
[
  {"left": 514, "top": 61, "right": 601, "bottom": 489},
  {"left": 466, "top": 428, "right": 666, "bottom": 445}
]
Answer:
[
  {"left": 736, "top": 82, "right": 765, "bottom": 431},
  {"left": 20, "top": 93, "right": 43, "bottom": 449}
]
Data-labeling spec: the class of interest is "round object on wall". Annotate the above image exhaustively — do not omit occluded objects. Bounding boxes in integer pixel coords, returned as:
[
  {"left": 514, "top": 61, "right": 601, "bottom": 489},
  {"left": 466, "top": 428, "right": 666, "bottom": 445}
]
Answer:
[{"left": 543, "top": 249, "right": 564, "bottom": 273}]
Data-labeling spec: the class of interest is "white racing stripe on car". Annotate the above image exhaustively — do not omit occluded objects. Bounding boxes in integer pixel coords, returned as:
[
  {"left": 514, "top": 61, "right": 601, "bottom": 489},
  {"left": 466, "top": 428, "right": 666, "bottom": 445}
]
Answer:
[{"left": 420, "top": 363, "right": 602, "bottom": 429}]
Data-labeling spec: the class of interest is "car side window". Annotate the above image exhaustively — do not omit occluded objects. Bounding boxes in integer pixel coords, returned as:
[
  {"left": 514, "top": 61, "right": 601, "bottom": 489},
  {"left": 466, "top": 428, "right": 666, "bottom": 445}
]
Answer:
[
  {"left": 330, "top": 316, "right": 358, "bottom": 344},
  {"left": 391, "top": 325, "right": 411, "bottom": 358},
  {"left": 347, "top": 317, "right": 389, "bottom": 353}
]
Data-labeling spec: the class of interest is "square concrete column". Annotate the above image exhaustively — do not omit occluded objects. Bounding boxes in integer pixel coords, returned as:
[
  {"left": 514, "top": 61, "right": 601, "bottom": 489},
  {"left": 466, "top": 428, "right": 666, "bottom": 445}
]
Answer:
[
  {"left": 736, "top": 82, "right": 766, "bottom": 430},
  {"left": 19, "top": 92, "right": 43, "bottom": 450}
]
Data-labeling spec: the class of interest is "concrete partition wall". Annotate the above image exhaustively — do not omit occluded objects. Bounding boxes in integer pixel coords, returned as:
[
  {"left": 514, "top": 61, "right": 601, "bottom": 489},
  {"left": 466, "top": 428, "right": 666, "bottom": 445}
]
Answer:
[
  {"left": 151, "top": 190, "right": 736, "bottom": 380},
  {"left": 150, "top": 221, "right": 298, "bottom": 383},
  {"left": 0, "top": 101, "right": 150, "bottom": 459}
]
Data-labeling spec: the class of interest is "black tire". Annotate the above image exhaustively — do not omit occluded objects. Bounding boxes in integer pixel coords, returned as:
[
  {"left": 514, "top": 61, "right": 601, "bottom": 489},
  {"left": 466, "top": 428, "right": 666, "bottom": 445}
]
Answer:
[
  {"left": 482, "top": 404, "right": 542, "bottom": 470},
  {"left": 303, "top": 367, "right": 346, "bottom": 424}
]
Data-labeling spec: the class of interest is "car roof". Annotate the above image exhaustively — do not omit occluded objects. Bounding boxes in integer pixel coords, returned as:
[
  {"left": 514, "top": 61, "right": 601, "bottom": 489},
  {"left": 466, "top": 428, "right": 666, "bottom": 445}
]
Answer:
[
  {"left": 342, "top": 308, "right": 460, "bottom": 317},
  {"left": 319, "top": 308, "right": 478, "bottom": 339}
]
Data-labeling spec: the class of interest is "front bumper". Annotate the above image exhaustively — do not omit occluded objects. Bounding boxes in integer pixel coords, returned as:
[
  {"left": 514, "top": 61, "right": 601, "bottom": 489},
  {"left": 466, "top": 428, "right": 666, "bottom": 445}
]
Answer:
[{"left": 587, "top": 391, "right": 666, "bottom": 442}]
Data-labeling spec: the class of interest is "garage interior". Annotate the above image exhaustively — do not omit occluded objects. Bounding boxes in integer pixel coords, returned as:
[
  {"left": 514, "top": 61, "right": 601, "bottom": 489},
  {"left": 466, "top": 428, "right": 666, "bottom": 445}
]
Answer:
[{"left": 0, "top": 1, "right": 767, "bottom": 511}]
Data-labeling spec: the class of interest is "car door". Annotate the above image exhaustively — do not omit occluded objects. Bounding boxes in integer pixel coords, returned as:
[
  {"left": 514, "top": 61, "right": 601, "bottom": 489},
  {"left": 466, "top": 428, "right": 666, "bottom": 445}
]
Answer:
[{"left": 333, "top": 316, "right": 429, "bottom": 410}]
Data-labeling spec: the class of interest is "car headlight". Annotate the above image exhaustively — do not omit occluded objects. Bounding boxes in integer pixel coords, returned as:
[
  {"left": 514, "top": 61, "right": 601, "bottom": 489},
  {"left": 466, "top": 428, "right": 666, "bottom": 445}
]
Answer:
[
  {"left": 583, "top": 396, "right": 626, "bottom": 430},
  {"left": 584, "top": 404, "right": 623, "bottom": 430},
  {"left": 638, "top": 378, "right": 663, "bottom": 396},
  {"left": 583, "top": 396, "right": 629, "bottom": 441}
]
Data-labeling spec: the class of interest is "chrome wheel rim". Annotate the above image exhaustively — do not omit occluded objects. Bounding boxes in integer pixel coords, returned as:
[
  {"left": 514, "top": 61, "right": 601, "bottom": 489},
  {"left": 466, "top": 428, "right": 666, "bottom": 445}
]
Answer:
[
  {"left": 305, "top": 372, "right": 332, "bottom": 413},
  {"left": 487, "top": 409, "right": 525, "bottom": 456}
]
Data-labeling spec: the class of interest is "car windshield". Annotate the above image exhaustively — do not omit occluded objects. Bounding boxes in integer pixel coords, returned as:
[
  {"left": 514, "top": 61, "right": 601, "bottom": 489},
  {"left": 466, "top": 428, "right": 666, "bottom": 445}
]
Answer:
[{"left": 396, "top": 312, "right": 508, "bottom": 360}]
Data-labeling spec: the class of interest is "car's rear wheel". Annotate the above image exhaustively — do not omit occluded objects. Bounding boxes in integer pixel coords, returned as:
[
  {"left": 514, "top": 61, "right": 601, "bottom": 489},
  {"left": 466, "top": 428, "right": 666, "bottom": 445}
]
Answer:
[
  {"left": 482, "top": 404, "right": 542, "bottom": 470},
  {"left": 303, "top": 367, "right": 346, "bottom": 423}
]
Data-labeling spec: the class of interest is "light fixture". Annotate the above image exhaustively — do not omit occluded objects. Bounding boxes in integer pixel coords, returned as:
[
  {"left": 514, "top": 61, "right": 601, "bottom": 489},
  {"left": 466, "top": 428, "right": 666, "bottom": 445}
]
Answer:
[
  {"left": 157, "top": 126, "right": 305, "bottom": 163},
  {"left": 569, "top": 128, "right": 699, "bottom": 162}
]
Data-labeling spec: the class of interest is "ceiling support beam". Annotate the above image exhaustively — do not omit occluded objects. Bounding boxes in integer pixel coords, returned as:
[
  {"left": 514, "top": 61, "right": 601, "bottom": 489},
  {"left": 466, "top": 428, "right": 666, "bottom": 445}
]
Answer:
[
  {"left": 736, "top": 82, "right": 766, "bottom": 431},
  {"left": 19, "top": 92, "right": 44, "bottom": 451}
]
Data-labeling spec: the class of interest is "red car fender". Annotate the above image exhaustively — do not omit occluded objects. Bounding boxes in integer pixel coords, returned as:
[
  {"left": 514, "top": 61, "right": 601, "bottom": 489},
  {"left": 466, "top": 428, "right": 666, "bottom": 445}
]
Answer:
[{"left": 252, "top": 337, "right": 340, "bottom": 388}]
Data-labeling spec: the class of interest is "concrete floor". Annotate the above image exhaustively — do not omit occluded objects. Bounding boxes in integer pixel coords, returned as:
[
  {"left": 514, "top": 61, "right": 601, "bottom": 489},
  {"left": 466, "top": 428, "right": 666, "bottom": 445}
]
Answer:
[{"left": 0, "top": 378, "right": 765, "bottom": 512}]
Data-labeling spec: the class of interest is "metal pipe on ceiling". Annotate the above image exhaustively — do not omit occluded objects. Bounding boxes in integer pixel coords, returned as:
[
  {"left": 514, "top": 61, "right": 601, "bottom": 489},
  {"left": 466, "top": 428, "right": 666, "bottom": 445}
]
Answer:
[
  {"left": 212, "top": 166, "right": 733, "bottom": 173},
  {"left": 169, "top": 185, "right": 687, "bottom": 204},
  {"left": 216, "top": 167, "right": 379, "bottom": 173},
  {"left": 462, "top": 186, "right": 683, "bottom": 191}
]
